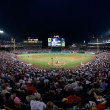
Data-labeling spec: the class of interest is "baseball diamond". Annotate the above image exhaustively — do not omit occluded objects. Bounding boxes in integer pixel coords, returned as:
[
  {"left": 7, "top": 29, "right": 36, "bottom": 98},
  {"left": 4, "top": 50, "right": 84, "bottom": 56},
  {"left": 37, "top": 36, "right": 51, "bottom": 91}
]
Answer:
[{"left": 17, "top": 53, "right": 95, "bottom": 69}]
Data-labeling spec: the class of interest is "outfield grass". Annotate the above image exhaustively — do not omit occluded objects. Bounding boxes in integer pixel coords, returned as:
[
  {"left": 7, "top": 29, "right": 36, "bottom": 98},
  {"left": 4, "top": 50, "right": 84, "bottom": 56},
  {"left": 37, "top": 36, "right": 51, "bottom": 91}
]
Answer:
[{"left": 17, "top": 53, "right": 95, "bottom": 69}]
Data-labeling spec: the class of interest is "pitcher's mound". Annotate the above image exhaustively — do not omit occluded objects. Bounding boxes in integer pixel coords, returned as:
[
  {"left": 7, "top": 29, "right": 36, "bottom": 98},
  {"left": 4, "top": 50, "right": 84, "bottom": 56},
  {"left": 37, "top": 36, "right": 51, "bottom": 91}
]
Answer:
[{"left": 48, "top": 61, "right": 66, "bottom": 66}]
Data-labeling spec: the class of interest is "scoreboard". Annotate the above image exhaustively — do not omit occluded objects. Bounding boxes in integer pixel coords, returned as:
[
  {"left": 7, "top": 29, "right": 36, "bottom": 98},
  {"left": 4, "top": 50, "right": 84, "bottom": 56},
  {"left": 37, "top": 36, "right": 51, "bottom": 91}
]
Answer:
[{"left": 48, "top": 37, "right": 65, "bottom": 47}]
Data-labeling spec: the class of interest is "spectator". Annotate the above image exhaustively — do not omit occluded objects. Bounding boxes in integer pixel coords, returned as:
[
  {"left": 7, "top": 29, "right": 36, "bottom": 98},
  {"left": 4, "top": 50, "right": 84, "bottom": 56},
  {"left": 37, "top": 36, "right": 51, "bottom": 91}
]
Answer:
[{"left": 30, "top": 95, "right": 46, "bottom": 110}]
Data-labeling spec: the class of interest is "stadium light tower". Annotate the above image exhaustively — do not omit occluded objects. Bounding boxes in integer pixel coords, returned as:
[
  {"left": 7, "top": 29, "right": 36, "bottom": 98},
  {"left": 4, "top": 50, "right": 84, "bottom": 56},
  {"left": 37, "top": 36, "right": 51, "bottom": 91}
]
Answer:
[
  {"left": 97, "top": 38, "right": 99, "bottom": 53},
  {"left": 0, "top": 30, "right": 4, "bottom": 34},
  {"left": 11, "top": 38, "right": 16, "bottom": 53},
  {"left": 0, "top": 30, "right": 4, "bottom": 40}
]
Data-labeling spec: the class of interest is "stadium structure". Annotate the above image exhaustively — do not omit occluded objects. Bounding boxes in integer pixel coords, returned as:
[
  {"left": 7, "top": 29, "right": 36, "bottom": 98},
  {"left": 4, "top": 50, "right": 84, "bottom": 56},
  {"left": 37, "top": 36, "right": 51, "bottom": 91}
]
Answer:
[{"left": 0, "top": 35, "right": 110, "bottom": 110}]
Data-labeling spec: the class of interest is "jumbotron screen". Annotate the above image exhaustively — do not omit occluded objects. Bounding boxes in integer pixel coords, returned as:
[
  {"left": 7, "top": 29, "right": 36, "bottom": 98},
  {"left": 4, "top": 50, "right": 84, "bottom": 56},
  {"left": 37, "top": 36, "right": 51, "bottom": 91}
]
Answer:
[{"left": 48, "top": 38, "right": 65, "bottom": 47}]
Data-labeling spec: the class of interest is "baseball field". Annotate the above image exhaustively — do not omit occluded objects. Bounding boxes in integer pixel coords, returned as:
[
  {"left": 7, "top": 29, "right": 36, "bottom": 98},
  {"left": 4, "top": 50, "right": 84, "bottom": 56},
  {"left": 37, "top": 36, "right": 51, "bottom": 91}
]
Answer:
[{"left": 17, "top": 53, "right": 95, "bottom": 69}]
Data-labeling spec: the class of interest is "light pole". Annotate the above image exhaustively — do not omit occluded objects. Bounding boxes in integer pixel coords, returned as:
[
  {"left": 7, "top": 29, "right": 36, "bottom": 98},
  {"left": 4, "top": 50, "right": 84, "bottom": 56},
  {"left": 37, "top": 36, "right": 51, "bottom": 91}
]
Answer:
[
  {"left": 0, "top": 30, "right": 4, "bottom": 34},
  {"left": 96, "top": 38, "right": 99, "bottom": 53},
  {"left": 11, "top": 38, "right": 16, "bottom": 53},
  {"left": 0, "top": 30, "right": 4, "bottom": 41}
]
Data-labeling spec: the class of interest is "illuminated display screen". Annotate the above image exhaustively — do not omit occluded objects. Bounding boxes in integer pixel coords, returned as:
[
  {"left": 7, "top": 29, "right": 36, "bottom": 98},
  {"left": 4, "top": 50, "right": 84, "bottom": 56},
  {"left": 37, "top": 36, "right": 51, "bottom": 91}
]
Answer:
[{"left": 48, "top": 38, "right": 65, "bottom": 47}]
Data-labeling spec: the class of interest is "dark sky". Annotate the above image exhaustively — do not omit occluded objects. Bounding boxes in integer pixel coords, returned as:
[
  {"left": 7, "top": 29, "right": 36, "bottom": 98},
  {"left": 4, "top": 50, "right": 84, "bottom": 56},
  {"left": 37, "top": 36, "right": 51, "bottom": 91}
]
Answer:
[{"left": 0, "top": 0, "right": 110, "bottom": 46}]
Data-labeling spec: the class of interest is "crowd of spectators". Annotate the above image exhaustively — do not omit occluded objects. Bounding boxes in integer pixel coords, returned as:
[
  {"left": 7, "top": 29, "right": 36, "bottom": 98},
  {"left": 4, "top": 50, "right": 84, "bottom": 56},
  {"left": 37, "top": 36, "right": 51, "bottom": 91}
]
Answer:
[
  {"left": 0, "top": 51, "right": 110, "bottom": 110},
  {"left": 12, "top": 48, "right": 52, "bottom": 54}
]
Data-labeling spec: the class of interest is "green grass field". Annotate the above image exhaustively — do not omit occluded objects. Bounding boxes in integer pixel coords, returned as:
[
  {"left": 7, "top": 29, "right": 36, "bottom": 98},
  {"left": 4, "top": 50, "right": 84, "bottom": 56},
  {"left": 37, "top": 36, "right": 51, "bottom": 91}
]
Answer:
[{"left": 17, "top": 53, "right": 95, "bottom": 69}]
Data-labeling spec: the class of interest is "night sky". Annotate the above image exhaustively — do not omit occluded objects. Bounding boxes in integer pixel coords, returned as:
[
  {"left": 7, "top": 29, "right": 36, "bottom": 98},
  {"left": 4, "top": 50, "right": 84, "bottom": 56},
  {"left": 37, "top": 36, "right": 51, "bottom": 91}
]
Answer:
[{"left": 0, "top": 0, "right": 110, "bottom": 46}]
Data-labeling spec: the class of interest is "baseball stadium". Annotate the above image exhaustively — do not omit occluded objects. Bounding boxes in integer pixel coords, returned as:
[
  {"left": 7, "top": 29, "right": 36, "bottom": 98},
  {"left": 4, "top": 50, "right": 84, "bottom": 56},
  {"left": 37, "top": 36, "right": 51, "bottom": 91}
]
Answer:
[
  {"left": 1, "top": 1, "right": 110, "bottom": 109},
  {"left": 0, "top": 35, "right": 110, "bottom": 110}
]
